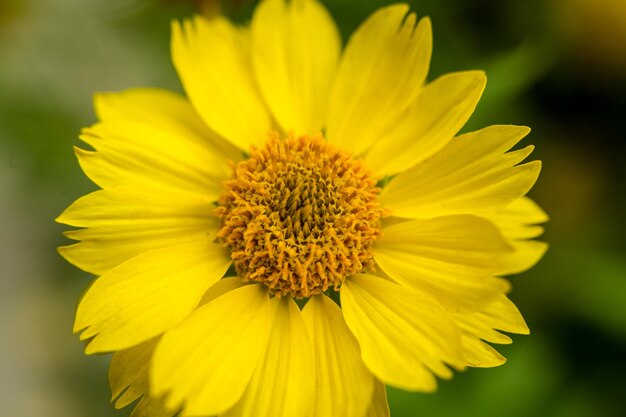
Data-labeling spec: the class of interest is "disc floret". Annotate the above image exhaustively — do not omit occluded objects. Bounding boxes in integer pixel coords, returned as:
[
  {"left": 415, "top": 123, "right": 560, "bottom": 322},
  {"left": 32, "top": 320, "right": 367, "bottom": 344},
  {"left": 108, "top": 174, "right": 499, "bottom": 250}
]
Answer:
[{"left": 216, "top": 134, "right": 386, "bottom": 298}]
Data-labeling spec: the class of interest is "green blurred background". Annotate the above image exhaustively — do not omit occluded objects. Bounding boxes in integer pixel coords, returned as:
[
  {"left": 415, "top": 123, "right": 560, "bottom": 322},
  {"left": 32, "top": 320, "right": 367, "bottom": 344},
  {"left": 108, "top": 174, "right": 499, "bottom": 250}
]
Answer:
[{"left": 1, "top": 0, "right": 625, "bottom": 416}]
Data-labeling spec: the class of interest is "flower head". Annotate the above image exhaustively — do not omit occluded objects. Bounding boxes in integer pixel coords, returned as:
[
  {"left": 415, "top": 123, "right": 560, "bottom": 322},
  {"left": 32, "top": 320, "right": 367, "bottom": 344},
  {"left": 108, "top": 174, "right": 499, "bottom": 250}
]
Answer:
[{"left": 58, "top": 1, "right": 547, "bottom": 416}]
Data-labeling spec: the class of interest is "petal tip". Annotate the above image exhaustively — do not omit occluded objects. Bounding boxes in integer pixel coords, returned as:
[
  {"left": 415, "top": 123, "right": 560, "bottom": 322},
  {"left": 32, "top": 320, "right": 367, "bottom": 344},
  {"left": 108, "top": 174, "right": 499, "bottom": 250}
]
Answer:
[{"left": 84, "top": 339, "right": 105, "bottom": 355}]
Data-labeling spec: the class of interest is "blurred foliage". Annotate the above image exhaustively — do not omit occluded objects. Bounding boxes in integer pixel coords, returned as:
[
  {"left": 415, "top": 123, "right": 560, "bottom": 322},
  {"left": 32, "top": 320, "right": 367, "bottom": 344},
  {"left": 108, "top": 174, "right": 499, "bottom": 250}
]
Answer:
[{"left": 0, "top": 0, "right": 624, "bottom": 416}]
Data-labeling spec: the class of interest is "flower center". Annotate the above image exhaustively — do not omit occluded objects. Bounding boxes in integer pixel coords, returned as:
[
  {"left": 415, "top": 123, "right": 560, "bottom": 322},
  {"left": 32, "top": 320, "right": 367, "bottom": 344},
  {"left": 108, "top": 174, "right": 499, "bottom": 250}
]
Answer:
[{"left": 215, "top": 134, "right": 386, "bottom": 298}]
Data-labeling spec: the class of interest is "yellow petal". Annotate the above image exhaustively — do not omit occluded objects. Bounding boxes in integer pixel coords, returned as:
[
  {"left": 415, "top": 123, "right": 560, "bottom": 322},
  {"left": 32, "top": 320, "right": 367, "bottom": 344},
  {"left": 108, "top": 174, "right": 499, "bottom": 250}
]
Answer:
[
  {"left": 106, "top": 282, "right": 250, "bottom": 411},
  {"left": 455, "top": 295, "right": 529, "bottom": 343},
  {"left": 199, "top": 276, "right": 248, "bottom": 305},
  {"left": 302, "top": 295, "right": 374, "bottom": 417},
  {"left": 129, "top": 396, "right": 177, "bottom": 417},
  {"left": 172, "top": 17, "right": 272, "bottom": 151},
  {"left": 366, "top": 380, "right": 390, "bottom": 417},
  {"left": 57, "top": 188, "right": 215, "bottom": 229},
  {"left": 491, "top": 196, "right": 548, "bottom": 240},
  {"left": 57, "top": 188, "right": 219, "bottom": 275},
  {"left": 457, "top": 338, "right": 506, "bottom": 368},
  {"left": 374, "top": 215, "right": 512, "bottom": 311},
  {"left": 327, "top": 5, "right": 431, "bottom": 155},
  {"left": 452, "top": 295, "right": 529, "bottom": 368},
  {"left": 110, "top": 338, "right": 159, "bottom": 409},
  {"left": 222, "top": 297, "right": 315, "bottom": 417},
  {"left": 251, "top": 0, "right": 340, "bottom": 134},
  {"left": 74, "top": 241, "right": 231, "bottom": 354},
  {"left": 490, "top": 197, "right": 548, "bottom": 274},
  {"left": 498, "top": 240, "right": 548, "bottom": 275},
  {"left": 365, "top": 71, "right": 486, "bottom": 177},
  {"left": 381, "top": 125, "right": 541, "bottom": 218},
  {"left": 77, "top": 89, "right": 240, "bottom": 200},
  {"left": 341, "top": 274, "right": 465, "bottom": 392},
  {"left": 109, "top": 337, "right": 179, "bottom": 417},
  {"left": 94, "top": 88, "right": 241, "bottom": 185},
  {"left": 151, "top": 284, "right": 271, "bottom": 416}
]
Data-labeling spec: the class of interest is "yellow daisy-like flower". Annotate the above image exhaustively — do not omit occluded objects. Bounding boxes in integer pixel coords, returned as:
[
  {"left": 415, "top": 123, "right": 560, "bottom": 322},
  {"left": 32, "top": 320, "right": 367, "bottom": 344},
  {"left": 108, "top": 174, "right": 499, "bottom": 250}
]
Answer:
[{"left": 58, "top": 1, "right": 547, "bottom": 416}]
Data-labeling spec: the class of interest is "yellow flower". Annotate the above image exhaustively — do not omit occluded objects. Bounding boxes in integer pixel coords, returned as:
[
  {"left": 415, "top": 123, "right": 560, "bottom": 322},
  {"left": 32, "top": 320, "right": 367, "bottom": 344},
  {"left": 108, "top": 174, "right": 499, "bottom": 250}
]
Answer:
[{"left": 57, "top": 1, "right": 547, "bottom": 416}]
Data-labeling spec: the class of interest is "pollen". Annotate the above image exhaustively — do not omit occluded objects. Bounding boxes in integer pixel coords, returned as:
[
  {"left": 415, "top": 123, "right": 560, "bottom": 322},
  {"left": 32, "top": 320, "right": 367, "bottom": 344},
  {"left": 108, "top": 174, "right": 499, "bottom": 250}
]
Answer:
[{"left": 215, "top": 133, "right": 386, "bottom": 298}]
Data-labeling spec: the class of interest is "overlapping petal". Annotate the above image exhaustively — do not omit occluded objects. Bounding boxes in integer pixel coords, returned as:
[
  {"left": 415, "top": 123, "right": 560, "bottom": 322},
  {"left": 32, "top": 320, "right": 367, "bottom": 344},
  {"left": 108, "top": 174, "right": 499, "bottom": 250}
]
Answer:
[
  {"left": 172, "top": 16, "right": 272, "bottom": 151},
  {"left": 490, "top": 197, "right": 549, "bottom": 274},
  {"left": 364, "top": 71, "right": 486, "bottom": 177},
  {"left": 76, "top": 89, "right": 239, "bottom": 200},
  {"left": 303, "top": 295, "right": 374, "bottom": 417},
  {"left": 366, "top": 380, "right": 390, "bottom": 417},
  {"left": 108, "top": 337, "right": 178, "bottom": 417},
  {"left": 380, "top": 125, "right": 541, "bottom": 218},
  {"left": 109, "top": 338, "right": 159, "bottom": 409},
  {"left": 374, "top": 215, "right": 512, "bottom": 311},
  {"left": 95, "top": 88, "right": 241, "bottom": 176},
  {"left": 492, "top": 197, "right": 548, "bottom": 240},
  {"left": 57, "top": 187, "right": 219, "bottom": 275},
  {"left": 151, "top": 284, "right": 271, "bottom": 416},
  {"left": 341, "top": 274, "right": 465, "bottom": 392},
  {"left": 74, "top": 241, "right": 231, "bottom": 353},
  {"left": 198, "top": 276, "right": 250, "bottom": 305},
  {"left": 223, "top": 297, "right": 315, "bottom": 417},
  {"left": 129, "top": 397, "right": 175, "bottom": 417},
  {"left": 452, "top": 295, "right": 529, "bottom": 367},
  {"left": 327, "top": 4, "right": 432, "bottom": 156},
  {"left": 251, "top": 0, "right": 341, "bottom": 135}
]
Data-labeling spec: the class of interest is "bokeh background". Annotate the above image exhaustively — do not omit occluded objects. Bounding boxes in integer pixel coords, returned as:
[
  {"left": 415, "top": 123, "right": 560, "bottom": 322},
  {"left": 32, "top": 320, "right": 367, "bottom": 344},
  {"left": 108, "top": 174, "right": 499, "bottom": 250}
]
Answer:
[{"left": 1, "top": 0, "right": 625, "bottom": 416}]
